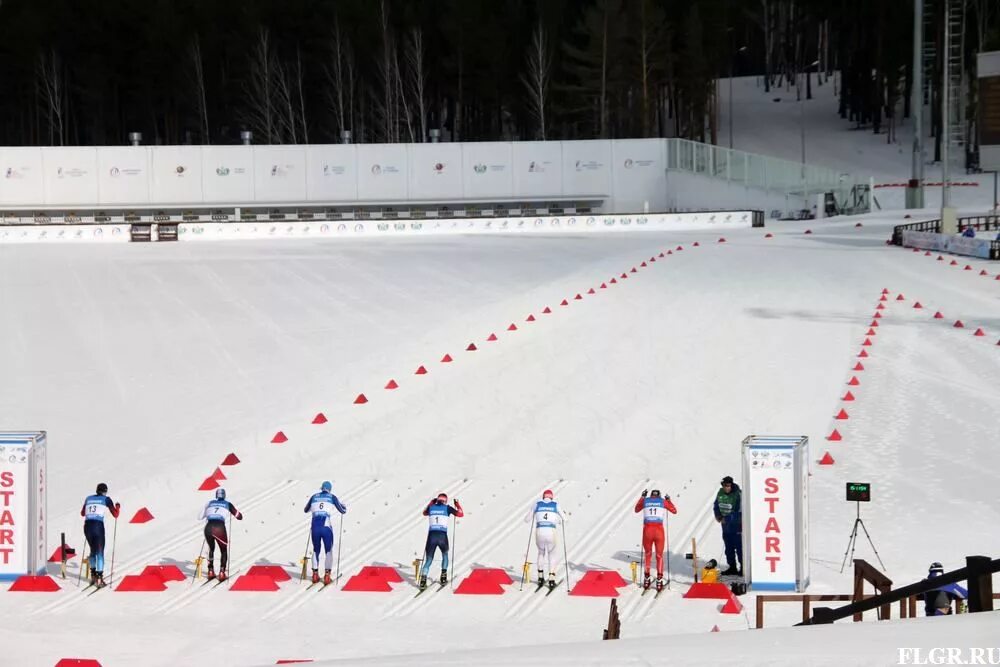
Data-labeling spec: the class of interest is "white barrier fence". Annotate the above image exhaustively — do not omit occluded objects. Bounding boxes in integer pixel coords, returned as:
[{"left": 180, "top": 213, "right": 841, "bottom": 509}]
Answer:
[{"left": 0, "top": 212, "right": 760, "bottom": 245}]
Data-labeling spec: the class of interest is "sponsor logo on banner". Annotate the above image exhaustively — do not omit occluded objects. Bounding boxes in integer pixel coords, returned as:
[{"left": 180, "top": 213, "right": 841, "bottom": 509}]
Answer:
[
  {"left": 624, "top": 158, "right": 655, "bottom": 169},
  {"left": 944, "top": 234, "right": 992, "bottom": 259},
  {"left": 575, "top": 160, "right": 602, "bottom": 171},
  {"left": 371, "top": 164, "right": 382, "bottom": 176},
  {"left": 110, "top": 167, "right": 120, "bottom": 177},
  {"left": 434, "top": 163, "right": 445, "bottom": 173},
  {"left": 216, "top": 166, "right": 231, "bottom": 176},
  {"left": 176, "top": 165, "right": 186, "bottom": 175},
  {"left": 323, "top": 164, "right": 346, "bottom": 176},
  {"left": 473, "top": 163, "right": 487, "bottom": 174},
  {"left": 528, "top": 161, "right": 550, "bottom": 173}
]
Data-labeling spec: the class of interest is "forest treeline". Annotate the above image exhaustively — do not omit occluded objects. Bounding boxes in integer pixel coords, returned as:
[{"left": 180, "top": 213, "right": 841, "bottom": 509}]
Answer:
[{"left": 1, "top": 0, "right": 997, "bottom": 158}]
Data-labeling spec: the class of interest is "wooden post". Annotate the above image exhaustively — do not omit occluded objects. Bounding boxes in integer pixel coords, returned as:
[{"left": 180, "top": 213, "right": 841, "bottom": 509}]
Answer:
[
  {"left": 604, "top": 599, "right": 621, "bottom": 639},
  {"left": 691, "top": 538, "right": 698, "bottom": 582},
  {"left": 966, "top": 556, "right": 995, "bottom": 613},
  {"left": 756, "top": 595, "right": 765, "bottom": 629},
  {"left": 852, "top": 569, "right": 864, "bottom": 622},
  {"left": 801, "top": 597, "right": 810, "bottom": 623}
]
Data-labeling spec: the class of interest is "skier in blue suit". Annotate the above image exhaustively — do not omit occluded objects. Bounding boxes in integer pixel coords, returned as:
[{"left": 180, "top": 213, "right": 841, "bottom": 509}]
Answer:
[{"left": 303, "top": 481, "right": 347, "bottom": 585}]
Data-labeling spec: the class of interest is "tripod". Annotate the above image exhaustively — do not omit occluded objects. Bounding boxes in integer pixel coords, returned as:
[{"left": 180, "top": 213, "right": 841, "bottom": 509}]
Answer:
[{"left": 840, "top": 501, "right": 884, "bottom": 573}]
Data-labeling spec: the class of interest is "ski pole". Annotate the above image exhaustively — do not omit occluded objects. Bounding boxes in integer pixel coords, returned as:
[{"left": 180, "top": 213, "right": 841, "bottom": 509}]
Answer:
[
  {"left": 665, "top": 514, "right": 671, "bottom": 589},
  {"left": 561, "top": 517, "right": 571, "bottom": 595},
  {"left": 77, "top": 529, "right": 89, "bottom": 588},
  {"left": 300, "top": 529, "right": 312, "bottom": 582},
  {"left": 449, "top": 515, "right": 458, "bottom": 589},
  {"left": 335, "top": 512, "right": 344, "bottom": 586},
  {"left": 227, "top": 513, "right": 233, "bottom": 575},
  {"left": 518, "top": 517, "right": 534, "bottom": 591},
  {"left": 109, "top": 516, "right": 118, "bottom": 586}
]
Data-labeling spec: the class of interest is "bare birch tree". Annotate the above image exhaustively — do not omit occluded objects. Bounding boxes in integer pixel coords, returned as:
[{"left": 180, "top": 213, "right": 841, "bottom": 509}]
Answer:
[
  {"left": 522, "top": 19, "right": 552, "bottom": 140},
  {"left": 294, "top": 45, "right": 308, "bottom": 144},
  {"left": 244, "top": 28, "right": 276, "bottom": 143},
  {"left": 378, "top": 0, "right": 395, "bottom": 141},
  {"left": 37, "top": 49, "right": 65, "bottom": 146},
  {"left": 406, "top": 28, "right": 427, "bottom": 141},
  {"left": 188, "top": 35, "right": 210, "bottom": 143},
  {"left": 394, "top": 47, "right": 415, "bottom": 142},
  {"left": 274, "top": 58, "right": 297, "bottom": 143},
  {"left": 326, "top": 15, "right": 356, "bottom": 137}
]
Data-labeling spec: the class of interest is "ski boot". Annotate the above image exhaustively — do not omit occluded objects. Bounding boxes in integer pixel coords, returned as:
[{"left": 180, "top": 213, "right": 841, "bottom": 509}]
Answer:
[
  {"left": 323, "top": 572, "right": 332, "bottom": 586},
  {"left": 88, "top": 569, "right": 98, "bottom": 587},
  {"left": 655, "top": 577, "right": 665, "bottom": 593},
  {"left": 538, "top": 571, "right": 547, "bottom": 587},
  {"left": 206, "top": 566, "right": 216, "bottom": 581},
  {"left": 311, "top": 569, "right": 320, "bottom": 584},
  {"left": 548, "top": 574, "right": 557, "bottom": 591},
  {"left": 643, "top": 574, "right": 652, "bottom": 590},
  {"left": 94, "top": 572, "right": 107, "bottom": 589},
  {"left": 439, "top": 570, "right": 448, "bottom": 586},
  {"left": 217, "top": 569, "right": 227, "bottom": 583},
  {"left": 418, "top": 575, "right": 428, "bottom": 590}
]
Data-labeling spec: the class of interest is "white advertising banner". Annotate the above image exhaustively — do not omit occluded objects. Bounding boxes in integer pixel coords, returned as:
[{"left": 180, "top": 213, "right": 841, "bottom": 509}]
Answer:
[
  {"left": 151, "top": 146, "right": 204, "bottom": 204},
  {"left": 0, "top": 432, "right": 47, "bottom": 580},
  {"left": 97, "top": 147, "right": 151, "bottom": 205},
  {"left": 42, "top": 148, "right": 99, "bottom": 206},
  {"left": 742, "top": 435, "right": 809, "bottom": 592},
  {"left": 562, "top": 140, "right": 611, "bottom": 197},
  {"left": 357, "top": 144, "right": 408, "bottom": 201},
  {"left": 902, "top": 230, "right": 993, "bottom": 259},
  {"left": 408, "top": 143, "right": 462, "bottom": 200},
  {"left": 0, "top": 224, "right": 130, "bottom": 244},
  {"left": 461, "top": 142, "right": 514, "bottom": 199},
  {"left": 0, "top": 148, "right": 45, "bottom": 206},
  {"left": 253, "top": 146, "right": 307, "bottom": 202},
  {"left": 612, "top": 139, "right": 666, "bottom": 212},
  {"left": 513, "top": 142, "right": 563, "bottom": 197},
  {"left": 305, "top": 144, "right": 358, "bottom": 202},
  {"left": 201, "top": 146, "right": 254, "bottom": 203}
]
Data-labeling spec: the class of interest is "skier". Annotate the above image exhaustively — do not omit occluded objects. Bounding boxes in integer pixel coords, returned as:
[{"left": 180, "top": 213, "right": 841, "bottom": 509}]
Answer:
[
  {"left": 700, "top": 558, "right": 720, "bottom": 584},
  {"left": 713, "top": 475, "right": 743, "bottom": 576},
  {"left": 634, "top": 489, "right": 677, "bottom": 592},
  {"left": 419, "top": 492, "right": 463, "bottom": 590},
  {"left": 921, "top": 562, "right": 968, "bottom": 616},
  {"left": 80, "top": 483, "right": 120, "bottom": 588},
  {"left": 524, "top": 489, "right": 563, "bottom": 590},
  {"left": 200, "top": 488, "right": 243, "bottom": 581},
  {"left": 303, "top": 481, "right": 347, "bottom": 585}
]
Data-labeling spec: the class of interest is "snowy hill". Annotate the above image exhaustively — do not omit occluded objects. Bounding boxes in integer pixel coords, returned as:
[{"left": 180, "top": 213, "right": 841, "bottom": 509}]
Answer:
[
  {"left": 718, "top": 75, "right": 996, "bottom": 211},
  {"left": 1, "top": 215, "right": 998, "bottom": 665}
]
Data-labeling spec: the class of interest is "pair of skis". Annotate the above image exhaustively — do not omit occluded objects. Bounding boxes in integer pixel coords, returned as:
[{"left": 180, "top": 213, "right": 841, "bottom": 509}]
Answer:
[
  {"left": 306, "top": 573, "right": 343, "bottom": 591},
  {"left": 414, "top": 580, "right": 448, "bottom": 598},
  {"left": 534, "top": 579, "right": 563, "bottom": 596}
]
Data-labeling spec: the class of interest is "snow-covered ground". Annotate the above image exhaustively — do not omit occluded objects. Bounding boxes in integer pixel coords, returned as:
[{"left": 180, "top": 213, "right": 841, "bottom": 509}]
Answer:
[
  {"left": 718, "top": 75, "right": 998, "bottom": 211},
  {"left": 1, "top": 214, "right": 998, "bottom": 666}
]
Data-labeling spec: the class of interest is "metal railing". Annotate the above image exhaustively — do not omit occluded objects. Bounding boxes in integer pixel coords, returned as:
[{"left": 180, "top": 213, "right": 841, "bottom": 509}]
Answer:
[
  {"left": 892, "top": 215, "right": 1000, "bottom": 259},
  {"left": 666, "top": 138, "right": 869, "bottom": 213}
]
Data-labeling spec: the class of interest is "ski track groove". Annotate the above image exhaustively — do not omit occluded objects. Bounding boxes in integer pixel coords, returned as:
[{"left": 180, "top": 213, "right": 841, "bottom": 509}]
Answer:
[
  {"left": 623, "top": 488, "right": 719, "bottom": 624},
  {"left": 507, "top": 478, "right": 648, "bottom": 620},
  {"left": 264, "top": 477, "right": 473, "bottom": 621},
  {"left": 32, "top": 478, "right": 301, "bottom": 616},
  {"left": 156, "top": 479, "right": 382, "bottom": 615},
  {"left": 385, "top": 479, "right": 564, "bottom": 619}
]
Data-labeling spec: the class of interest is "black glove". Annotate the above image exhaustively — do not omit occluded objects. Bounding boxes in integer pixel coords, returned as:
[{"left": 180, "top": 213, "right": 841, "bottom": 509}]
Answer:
[
  {"left": 641, "top": 489, "right": 648, "bottom": 498},
  {"left": 236, "top": 512, "right": 243, "bottom": 521}
]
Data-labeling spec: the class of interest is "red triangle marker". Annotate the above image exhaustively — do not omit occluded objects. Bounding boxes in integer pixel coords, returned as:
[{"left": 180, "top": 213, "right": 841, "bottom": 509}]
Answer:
[
  {"left": 600, "top": 283, "right": 608, "bottom": 289},
  {"left": 835, "top": 409, "right": 849, "bottom": 420},
  {"left": 950, "top": 260, "right": 958, "bottom": 266},
  {"left": 881, "top": 288, "right": 889, "bottom": 294},
  {"left": 937, "top": 255, "right": 944, "bottom": 261},
  {"left": 659, "top": 252, "right": 665, "bottom": 257},
  {"left": 879, "top": 295, "right": 887, "bottom": 302},
  {"left": 441, "top": 354, "right": 453, "bottom": 363},
  {"left": 610, "top": 278, "right": 618, "bottom": 284},
  {"left": 560, "top": 299, "right": 569, "bottom": 306},
  {"left": 211, "top": 467, "right": 226, "bottom": 481},
  {"left": 130, "top": 507, "right": 155, "bottom": 524},
  {"left": 271, "top": 431, "right": 288, "bottom": 444},
  {"left": 693, "top": 242, "right": 700, "bottom": 247},
  {"left": 526, "top": 314, "right": 536, "bottom": 321},
  {"left": 853, "top": 362, "right": 865, "bottom": 371},
  {"left": 574, "top": 294, "right": 583, "bottom": 300},
  {"left": 667, "top": 250, "right": 673, "bottom": 254},
  {"left": 543, "top": 306, "right": 553, "bottom": 313},
  {"left": 650, "top": 257, "right": 656, "bottom": 262},
  {"left": 933, "top": 311, "right": 944, "bottom": 319},
  {"left": 640, "top": 262, "right": 647, "bottom": 268},
  {"left": 508, "top": 323, "right": 518, "bottom": 331},
  {"left": 980, "top": 270, "right": 989, "bottom": 276},
  {"left": 804, "top": 229, "right": 812, "bottom": 234},
  {"left": 848, "top": 376, "right": 860, "bottom": 386},
  {"left": 964, "top": 265, "right": 972, "bottom": 271},
  {"left": 913, "top": 302, "right": 923, "bottom": 309},
  {"left": 415, "top": 365, "right": 428, "bottom": 374},
  {"left": 896, "top": 294, "right": 905, "bottom": 301},
  {"left": 842, "top": 391, "right": 855, "bottom": 401},
  {"left": 630, "top": 267, "right": 638, "bottom": 273},
  {"left": 354, "top": 394, "right": 368, "bottom": 404},
  {"left": 858, "top": 349, "right": 869, "bottom": 358},
  {"left": 827, "top": 429, "right": 842, "bottom": 441},
  {"left": 221, "top": 453, "right": 240, "bottom": 466},
  {"left": 924, "top": 251, "right": 931, "bottom": 256},
  {"left": 587, "top": 288, "right": 596, "bottom": 294},
  {"left": 486, "top": 334, "right": 498, "bottom": 342},
  {"left": 866, "top": 328, "right": 876, "bottom": 336},
  {"left": 862, "top": 338, "right": 872, "bottom": 346},
  {"left": 876, "top": 303, "right": 885, "bottom": 310},
  {"left": 620, "top": 273, "right": 628, "bottom": 279},
  {"left": 973, "top": 328, "right": 985, "bottom": 337},
  {"left": 718, "top": 237, "right": 727, "bottom": 243},
  {"left": 953, "top": 320, "right": 964, "bottom": 328},
  {"left": 676, "top": 245, "right": 683, "bottom": 251},
  {"left": 819, "top": 452, "right": 835, "bottom": 465},
  {"left": 873, "top": 312, "right": 882, "bottom": 319},
  {"left": 870, "top": 320, "right": 879, "bottom": 327},
  {"left": 711, "top": 625, "right": 720, "bottom": 632},
  {"left": 385, "top": 379, "right": 399, "bottom": 389},
  {"left": 466, "top": 343, "right": 477, "bottom": 351},
  {"left": 764, "top": 233, "right": 773, "bottom": 238},
  {"left": 199, "top": 477, "right": 219, "bottom": 491},
  {"left": 312, "top": 413, "right": 328, "bottom": 425}
]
